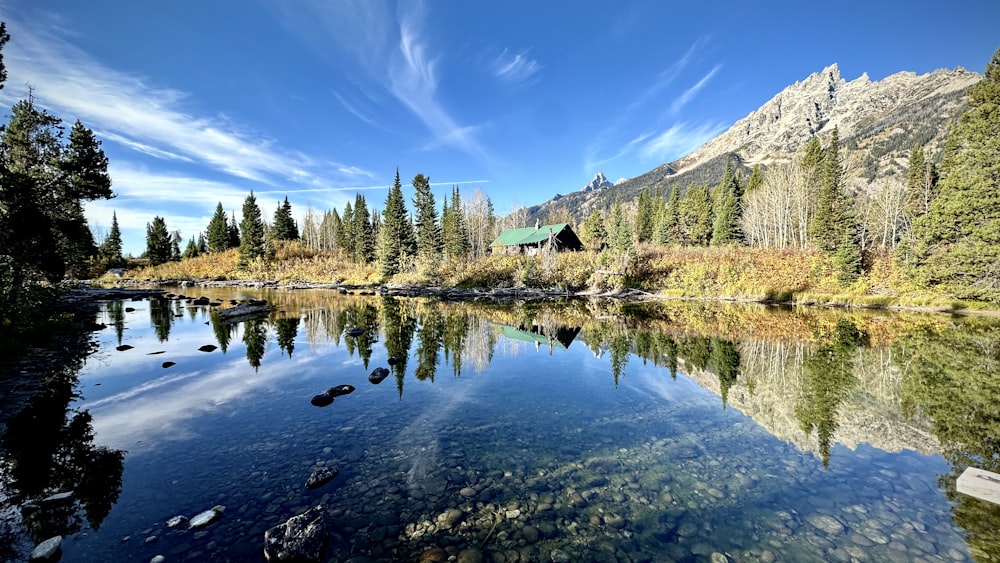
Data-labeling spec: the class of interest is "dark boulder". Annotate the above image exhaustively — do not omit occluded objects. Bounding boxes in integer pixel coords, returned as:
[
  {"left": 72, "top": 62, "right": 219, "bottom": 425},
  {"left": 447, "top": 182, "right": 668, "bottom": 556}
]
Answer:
[
  {"left": 305, "top": 467, "right": 339, "bottom": 489},
  {"left": 116, "top": 344, "right": 133, "bottom": 352},
  {"left": 328, "top": 384, "right": 355, "bottom": 397},
  {"left": 387, "top": 356, "right": 402, "bottom": 366},
  {"left": 198, "top": 344, "right": 218, "bottom": 353},
  {"left": 192, "top": 297, "right": 211, "bottom": 306},
  {"left": 264, "top": 505, "right": 328, "bottom": 562},
  {"left": 346, "top": 327, "right": 364, "bottom": 337},
  {"left": 310, "top": 393, "right": 334, "bottom": 407},
  {"left": 368, "top": 367, "right": 390, "bottom": 384},
  {"left": 162, "top": 361, "right": 176, "bottom": 369}
]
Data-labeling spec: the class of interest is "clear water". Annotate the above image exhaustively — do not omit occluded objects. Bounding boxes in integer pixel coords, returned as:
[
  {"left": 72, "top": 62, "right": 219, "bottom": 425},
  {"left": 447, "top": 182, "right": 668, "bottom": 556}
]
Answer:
[{"left": 5, "top": 288, "right": 1000, "bottom": 562}]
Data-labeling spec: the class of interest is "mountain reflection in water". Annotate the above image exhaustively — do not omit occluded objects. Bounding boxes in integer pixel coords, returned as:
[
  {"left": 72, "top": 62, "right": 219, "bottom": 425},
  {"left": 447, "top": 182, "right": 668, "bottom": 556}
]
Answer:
[{"left": 2, "top": 289, "right": 998, "bottom": 562}]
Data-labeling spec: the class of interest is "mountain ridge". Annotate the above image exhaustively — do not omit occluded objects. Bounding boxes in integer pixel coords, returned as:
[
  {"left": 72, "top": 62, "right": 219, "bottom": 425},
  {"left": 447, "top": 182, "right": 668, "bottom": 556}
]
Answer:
[{"left": 527, "top": 63, "right": 980, "bottom": 225}]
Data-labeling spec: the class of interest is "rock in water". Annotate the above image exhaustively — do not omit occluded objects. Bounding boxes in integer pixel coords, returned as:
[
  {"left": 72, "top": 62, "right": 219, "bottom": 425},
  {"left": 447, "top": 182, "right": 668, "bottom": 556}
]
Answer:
[
  {"left": 387, "top": 356, "right": 402, "bottom": 365},
  {"left": 305, "top": 467, "right": 339, "bottom": 489},
  {"left": 116, "top": 344, "right": 134, "bottom": 352},
  {"left": 198, "top": 344, "right": 218, "bottom": 353},
  {"left": 310, "top": 393, "right": 334, "bottom": 407},
  {"left": 346, "top": 327, "right": 364, "bottom": 337},
  {"left": 328, "top": 384, "right": 355, "bottom": 397},
  {"left": 189, "top": 505, "right": 225, "bottom": 529},
  {"left": 165, "top": 515, "right": 188, "bottom": 528},
  {"left": 264, "top": 505, "right": 328, "bottom": 562},
  {"left": 29, "top": 536, "right": 61, "bottom": 561},
  {"left": 162, "top": 361, "right": 176, "bottom": 369},
  {"left": 369, "top": 367, "right": 390, "bottom": 384},
  {"left": 41, "top": 491, "right": 74, "bottom": 504}
]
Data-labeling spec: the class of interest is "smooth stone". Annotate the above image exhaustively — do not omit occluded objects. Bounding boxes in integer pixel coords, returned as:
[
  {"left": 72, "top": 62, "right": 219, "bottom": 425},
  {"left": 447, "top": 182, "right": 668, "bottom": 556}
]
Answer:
[
  {"left": 346, "top": 327, "right": 364, "bottom": 337},
  {"left": 328, "top": 384, "right": 355, "bottom": 397},
  {"left": 604, "top": 513, "right": 626, "bottom": 529},
  {"left": 418, "top": 547, "right": 448, "bottom": 562},
  {"left": 41, "top": 491, "right": 74, "bottom": 504},
  {"left": 310, "top": 393, "right": 334, "bottom": 407},
  {"left": 161, "top": 361, "right": 175, "bottom": 368},
  {"left": 369, "top": 367, "right": 390, "bottom": 384},
  {"left": 711, "top": 553, "right": 731, "bottom": 563},
  {"left": 387, "top": 356, "right": 402, "bottom": 365},
  {"left": 305, "top": 467, "right": 339, "bottom": 489},
  {"left": 436, "top": 508, "right": 463, "bottom": 529},
  {"left": 165, "top": 515, "right": 188, "bottom": 528},
  {"left": 456, "top": 547, "right": 483, "bottom": 563},
  {"left": 549, "top": 548, "right": 571, "bottom": 563},
  {"left": 30, "top": 536, "right": 62, "bottom": 561},
  {"left": 189, "top": 505, "right": 225, "bottom": 529},
  {"left": 459, "top": 487, "right": 477, "bottom": 498},
  {"left": 116, "top": 344, "right": 134, "bottom": 351},
  {"left": 806, "top": 514, "right": 845, "bottom": 535},
  {"left": 150, "top": 557, "right": 166, "bottom": 563},
  {"left": 198, "top": 344, "right": 218, "bottom": 352},
  {"left": 521, "top": 525, "right": 539, "bottom": 543}
]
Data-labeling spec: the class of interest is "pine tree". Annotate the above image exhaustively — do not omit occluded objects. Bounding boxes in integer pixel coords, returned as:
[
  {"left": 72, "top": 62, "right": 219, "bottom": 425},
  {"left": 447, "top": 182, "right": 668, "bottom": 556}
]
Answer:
[
  {"left": 653, "top": 186, "right": 682, "bottom": 245},
  {"left": 807, "top": 128, "right": 861, "bottom": 283},
  {"left": 635, "top": 190, "right": 654, "bottom": 243},
  {"left": 745, "top": 164, "right": 763, "bottom": 193},
  {"left": 380, "top": 169, "right": 415, "bottom": 276},
  {"left": 351, "top": 194, "right": 375, "bottom": 263},
  {"left": 145, "top": 216, "right": 172, "bottom": 266},
  {"left": 238, "top": 192, "right": 266, "bottom": 269},
  {"left": 580, "top": 208, "right": 607, "bottom": 250},
  {"left": 207, "top": 202, "right": 229, "bottom": 253},
  {"left": 711, "top": 156, "right": 743, "bottom": 245},
  {"left": 442, "top": 186, "right": 470, "bottom": 259},
  {"left": 99, "top": 211, "right": 124, "bottom": 267},
  {"left": 339, "top": 201, "right": 354, "bottom": 257},
  {"left": 170, "top": 230, "right": 182, "bottom": 262},
  {"left": 197, "top": 233, "right": 207, "bottom": 254},
  {"left": 228, "top": 211, "right": 240, "bottom": 248},
  {"left": 679, "top": 184, "right": 713, "bottom": 246},
  {"left": 412, "top": 173, "right": 441, "bottom": 259},
  {"left": 910, "top": 48, "right": 1000, "bottom": 300},
  {"left": 271, "top": 196, "right": 299, "bottom": 241},
  {"left": 607, "top": 199, "right": 633, "bottom": 254},
  {"left": 182, "top": 237, "right": 200, "bottom": 260}
]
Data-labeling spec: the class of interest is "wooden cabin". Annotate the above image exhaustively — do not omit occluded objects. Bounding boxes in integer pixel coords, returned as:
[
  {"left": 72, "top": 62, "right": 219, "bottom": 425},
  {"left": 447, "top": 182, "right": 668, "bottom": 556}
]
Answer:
[{"left": 490, "top": 223, "right": 584, "bottom": 255}]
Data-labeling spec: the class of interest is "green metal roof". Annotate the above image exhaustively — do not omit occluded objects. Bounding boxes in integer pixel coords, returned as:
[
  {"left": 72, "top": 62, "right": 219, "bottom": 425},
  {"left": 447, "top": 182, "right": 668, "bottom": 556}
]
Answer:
[{"left": 490, "top": 223, "right": 570, "bottom": 247}]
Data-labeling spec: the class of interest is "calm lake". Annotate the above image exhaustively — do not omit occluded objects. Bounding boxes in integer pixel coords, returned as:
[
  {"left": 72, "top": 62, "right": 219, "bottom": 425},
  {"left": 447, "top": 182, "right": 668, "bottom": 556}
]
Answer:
[{"left": 3, "top": 288, "right": 1000, "bottom": 562}]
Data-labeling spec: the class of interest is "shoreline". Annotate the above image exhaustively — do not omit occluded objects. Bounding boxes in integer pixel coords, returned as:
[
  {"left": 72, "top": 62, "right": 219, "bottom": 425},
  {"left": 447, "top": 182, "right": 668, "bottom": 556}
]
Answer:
[{"left": 74, "top": 278, "right": 1000, "bottom": 317}]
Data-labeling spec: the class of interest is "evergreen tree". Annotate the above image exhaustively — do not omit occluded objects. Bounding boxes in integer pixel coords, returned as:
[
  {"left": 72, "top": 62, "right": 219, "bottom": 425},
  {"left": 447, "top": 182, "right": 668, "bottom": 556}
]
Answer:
[
  {"left": 145, "top": 216, "right": 171, "bottom": 266},
  {"left": 745, "top": 164, "right": 763, "bottom": 193},
  {"left": 580, "top": 208, "right": 607, "bottom": 250},
  {"left": 807, "top": 128, "right": 861, "bottom": 283},
  {"left": 182, "top": 237, "right": 200, "bottom": 260},
  {"left": 910, "top": 48, "right": 1000, "bottom": 300},
  {"left": 238, "top": 192, "right": 266, "bottom": 269},
  {"left": 711, "top": 156, "right": 743, "bottom": 245},
  {"left": 380, "top": 170, "right": 415, "bottom": 276},
  {"left": 412, "top": 173, "right": 441, "bottom": 259},
  {"left": 635, "top": 190, "right": 654, "bottom": 243},
  {"left": 441, "top": 187, "right": 470, "bottom": 259},
  {"left": 197, "top": 233, "right": 207, "bottom": 254},
  {"left": 0, "top": 22, "right": 8, "bottom": 89},
  {"left": 338, "top": 201, "right": 354, "bottom": 257},
  {"left": 679, "top": 184, "right": 713, "bottom": 246},
  {"left": 653, "top": 186, "right": 682, "bottom": 245},
  {"left": 99, "top": 211, "right": 124, "bottom": 267},
  {"left": 351, "top": 194, "right": 375, "bottom": 263},
  {"left": 271, "top": 196, "right": 299, "bottom": 241},
  {"left": 607, "top": 198, "right": 633, "bottom": 254},
  {"left": 228, "top": 211, "right": 240, "bottom": 248},
  {"left": 206, "top": 202, "right": 229, "bottom": 253}
]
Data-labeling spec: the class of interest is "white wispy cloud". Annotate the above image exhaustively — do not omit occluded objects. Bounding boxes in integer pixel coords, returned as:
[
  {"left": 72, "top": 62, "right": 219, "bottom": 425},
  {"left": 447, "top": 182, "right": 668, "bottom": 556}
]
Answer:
[
  {"left": 640, "top": 121, "right": 728, "bottom": 162},
  {"left": 491, "top": 48, "right": 542, "bottom": 86},
  {"left": 669, "top": 64, "right": 722, "bottom": 115},
  {"left": 0, "top": 13, "right": 370, "bottom": 189},
  {"left": 280, "top": 0, "right": 490, "bottom": 161}
]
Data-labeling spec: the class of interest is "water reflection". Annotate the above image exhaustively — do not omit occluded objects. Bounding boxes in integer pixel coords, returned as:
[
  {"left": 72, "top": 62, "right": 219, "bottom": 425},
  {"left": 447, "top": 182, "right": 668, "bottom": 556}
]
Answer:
[{"left": 31, "top": 292, "right": 1000, "bottom": 561}]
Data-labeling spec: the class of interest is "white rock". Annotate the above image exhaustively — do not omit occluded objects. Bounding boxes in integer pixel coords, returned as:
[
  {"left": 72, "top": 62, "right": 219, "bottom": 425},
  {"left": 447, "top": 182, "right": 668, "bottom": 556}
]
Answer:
[
  {"left": 165, "top": 515, "right": 187, "bottom": 528},
  {"left": 189, "top": 505, "right": 225, "bottom": 529},
  {"left": 29, "top": 536, "right": 61, "bottom": 560}
]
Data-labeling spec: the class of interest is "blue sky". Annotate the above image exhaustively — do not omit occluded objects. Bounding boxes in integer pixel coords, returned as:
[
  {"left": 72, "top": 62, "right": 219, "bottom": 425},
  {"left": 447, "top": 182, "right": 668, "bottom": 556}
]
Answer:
[{"left": 2, "top": 1, "right": 997, "bottom": 255}]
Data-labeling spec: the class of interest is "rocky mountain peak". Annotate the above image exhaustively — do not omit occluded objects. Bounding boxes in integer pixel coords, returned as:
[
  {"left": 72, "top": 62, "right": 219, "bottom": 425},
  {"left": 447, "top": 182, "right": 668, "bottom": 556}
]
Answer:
[{"left": 581, "top": 172, "right": 613, "bottom": 192}]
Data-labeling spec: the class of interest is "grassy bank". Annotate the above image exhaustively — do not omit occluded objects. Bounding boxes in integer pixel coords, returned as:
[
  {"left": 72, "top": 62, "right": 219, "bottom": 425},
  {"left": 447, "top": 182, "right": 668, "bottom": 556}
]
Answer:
[{"left": 117, "top": 242, "right": 984, "bottom": 311}]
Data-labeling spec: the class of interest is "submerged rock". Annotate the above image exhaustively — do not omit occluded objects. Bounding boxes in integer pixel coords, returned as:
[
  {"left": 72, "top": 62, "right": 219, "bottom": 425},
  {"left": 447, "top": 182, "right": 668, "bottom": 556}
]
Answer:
[
  {"left": 369, "top": 367, "right": 390, "bottom": 384},
  {"left": 41, "top": 491, "right": 74, "bottom": 504},
  {"left": 116, "top": 344, "right": 134, "bottom": 352},
  {"left": 328, "top": 384, "right": 355, "bottom": 397},
  {"left": 264, "top": 505, "right": 328, "bottom": 562},
  {"left": 310, "top": 393, "right": 334, "bottom": 407},
  {"left": 29, "top": 536, "right": 61, "bottom": 561},
  {"left": 198, "top": 344, "right": 218, "bottom": 353},
  {"left": 346, "top": 327, "right": 364, "bottom": 337},
  {"left": 161, "top": 361, "right": 176, "bottom": 369},
  {"left": 387, "top": 356, "right": 402, "bottom": 366},
  {"left": 165, "top": 515, "right": 188, "bottom": 528},
  {"left": 305, "top": 467, "right": 339, "bottom": 489},
  {"left": 189, "top": 505, "right": 225, "bottom": 529}
]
